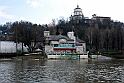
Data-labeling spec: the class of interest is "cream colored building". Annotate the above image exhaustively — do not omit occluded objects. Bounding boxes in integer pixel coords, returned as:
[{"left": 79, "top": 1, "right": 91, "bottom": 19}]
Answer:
[{"left": 44, "top": 31, "right": 88, "bottom": 59}]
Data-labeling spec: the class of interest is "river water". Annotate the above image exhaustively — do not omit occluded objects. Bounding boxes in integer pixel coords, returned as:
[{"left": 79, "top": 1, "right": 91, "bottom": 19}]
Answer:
[{"left": 0, "top": 59, "right": 124, "bottom": 83}]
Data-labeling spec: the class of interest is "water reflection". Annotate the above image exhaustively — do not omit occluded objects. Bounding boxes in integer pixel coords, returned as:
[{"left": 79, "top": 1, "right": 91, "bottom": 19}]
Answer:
[{"left": 0, "top": 59, "right": 124, "bottom": 83}]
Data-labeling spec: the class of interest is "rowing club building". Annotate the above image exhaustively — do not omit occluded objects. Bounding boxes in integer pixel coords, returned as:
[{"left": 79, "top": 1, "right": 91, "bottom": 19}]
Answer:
[{"left": 44, "top": 31, "right": 88, "bottom": 59}]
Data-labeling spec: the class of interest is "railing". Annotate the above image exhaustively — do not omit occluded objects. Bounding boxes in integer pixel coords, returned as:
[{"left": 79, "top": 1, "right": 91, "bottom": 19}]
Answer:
[{"left": 54, "top": 46, "right": 76, "bottom": 48}]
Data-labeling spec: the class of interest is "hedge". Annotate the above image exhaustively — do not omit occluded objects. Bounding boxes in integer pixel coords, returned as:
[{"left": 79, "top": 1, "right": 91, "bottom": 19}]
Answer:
[{"left": 101, "top": 52, "right": 123, "bottom": 55}]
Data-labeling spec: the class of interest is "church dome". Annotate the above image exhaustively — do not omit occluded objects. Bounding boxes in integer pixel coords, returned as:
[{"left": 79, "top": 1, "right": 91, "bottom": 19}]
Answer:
[
  {"left": 74, "top": 5, "right": 83, "bottom": 15},
  {"left": 70, "top": 5, "right": 84, "bottom": 23}
]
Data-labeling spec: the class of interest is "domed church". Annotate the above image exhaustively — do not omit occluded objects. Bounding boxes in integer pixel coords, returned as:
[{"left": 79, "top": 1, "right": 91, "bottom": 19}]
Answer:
[{"left": 70, "top": 5, "right": 84, "bottom": 23}]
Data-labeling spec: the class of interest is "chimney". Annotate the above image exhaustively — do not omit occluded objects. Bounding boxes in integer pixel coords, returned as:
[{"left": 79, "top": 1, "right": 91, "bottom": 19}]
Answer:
[
  {"left": 67, "top": 31, "right": 75, "bottom": 42},
  {"left": 44, "top": 31, "right": 50, "bottom": 37}
]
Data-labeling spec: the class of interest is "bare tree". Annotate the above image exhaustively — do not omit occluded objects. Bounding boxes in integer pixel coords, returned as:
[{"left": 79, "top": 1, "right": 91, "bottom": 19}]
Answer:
[
  {"left": 110, "top": 27, "right": 116, "bottom": 50},
  {"left": 85, "top": 27, "right": 93, "bottom": 49},
  {"left": 48, "top": 19, "right": 56, "bottom": 35},
  {"left": 104, "top": 27, "right": 111, "bottom": 51},
  {"left": 11, "top": 21, "right": 44, "bottom": 53},
  {"left": 92, "top": 23, "right": 101, "bottom": 50},
  {"left": 115, "top": 22, "right": 122, "bottom": 50}
]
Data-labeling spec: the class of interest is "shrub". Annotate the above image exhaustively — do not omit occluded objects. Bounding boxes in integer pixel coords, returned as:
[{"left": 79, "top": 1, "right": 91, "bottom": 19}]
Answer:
[{"left": 101, "top": 52, "right": 123, "bottom": 55}]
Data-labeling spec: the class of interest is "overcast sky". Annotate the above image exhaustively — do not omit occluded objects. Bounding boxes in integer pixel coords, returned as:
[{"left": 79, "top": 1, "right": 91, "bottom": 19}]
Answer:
[{"left": 0, "top": 0, "right": 124, "bottom": 25}]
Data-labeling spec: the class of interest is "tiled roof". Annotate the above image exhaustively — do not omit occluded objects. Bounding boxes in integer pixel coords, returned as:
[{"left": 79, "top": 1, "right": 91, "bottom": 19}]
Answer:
[
  {"left": 49, "top": 34, "right": 85, "bottom": 43},
  {"left": 76, "top": 37, "right": 85, "bottom": 43},
  {"left": 49, "top": 35, "right": 73, "bottom": 41}
]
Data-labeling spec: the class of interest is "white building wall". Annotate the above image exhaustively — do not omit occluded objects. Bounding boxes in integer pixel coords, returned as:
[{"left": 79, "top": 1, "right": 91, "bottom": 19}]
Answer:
[
  {"left": 76, "top": 46, "right": 83, "bottom": 53},
  {"left": 82, "top": 43, "right": 86, "bottom": 51},
  {"left": 76, "top": 43, "right": 86, "bottom": 53},
  {"left": 80, "top": 54, "right": 88, "bottom": 59},
  {"left": 45, "top": 45, "right": 53, "bottom": 54},
  {"left": 67, "top": 41, "right": 74, "bottom": 44},
  {"left": 44, "top": 31, "right": 50, "bottom": 37},
  {"left": 67, "top": 32, "right": 76, "bottom": 42},
  {"left": 0, "top": 41, "right": 28, "bottom": 53}
]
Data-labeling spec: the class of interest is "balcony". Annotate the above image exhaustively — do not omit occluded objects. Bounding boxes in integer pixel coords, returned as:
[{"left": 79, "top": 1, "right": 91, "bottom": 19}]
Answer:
[
  {"left": 54, "top": 45, "right": 76, "bottom": 50},
  {"left": 54, "top": 45, "right": 76, "bottom": 48}
]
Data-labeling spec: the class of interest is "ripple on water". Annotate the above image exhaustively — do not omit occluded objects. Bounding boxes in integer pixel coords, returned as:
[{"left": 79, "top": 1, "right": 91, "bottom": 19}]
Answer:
[{"left": 0, "top": 59, "right": 124, "bottom": 83}]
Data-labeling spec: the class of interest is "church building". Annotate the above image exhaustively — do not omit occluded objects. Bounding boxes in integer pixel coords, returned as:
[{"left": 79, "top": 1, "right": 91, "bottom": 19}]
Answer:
[{"left": 70, "top": 5, "right": 84, "bottom": 23}]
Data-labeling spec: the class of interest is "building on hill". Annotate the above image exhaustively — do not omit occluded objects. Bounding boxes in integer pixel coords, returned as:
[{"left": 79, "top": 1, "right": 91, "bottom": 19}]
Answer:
[
  {"left": 69, "top": 6, "right": 111, "bottom": 25},
  {"left": 43, "top": 30, "right": 88, "bottom": 59},
  {"left": 91, "top": 14, "right": 111, "bottom": 23},
  {"left": 70, "top": 5, "right": 84, "bottom": 23}
]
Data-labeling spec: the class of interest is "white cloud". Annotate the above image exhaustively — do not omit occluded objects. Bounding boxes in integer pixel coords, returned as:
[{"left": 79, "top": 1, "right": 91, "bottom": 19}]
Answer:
[
  {"left": 26, "top": 0, "right": 43, "bottom": 8},
  {"left": 31, "top": 1, "right": 39, "bottom": 8},
  {"left": 19, "top": 16, "right": 26, "bottom": 20},
  {"left": 0, "top": 6, "right": 16, "bottom": 19},
  {"left": 26, "top": 0, "right": 30, "bottom": 4}
]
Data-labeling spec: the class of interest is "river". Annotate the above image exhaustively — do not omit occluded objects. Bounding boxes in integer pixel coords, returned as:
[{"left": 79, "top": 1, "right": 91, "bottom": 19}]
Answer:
[{"left": 0, "top": 59, "right": 124, "bottom": 83}]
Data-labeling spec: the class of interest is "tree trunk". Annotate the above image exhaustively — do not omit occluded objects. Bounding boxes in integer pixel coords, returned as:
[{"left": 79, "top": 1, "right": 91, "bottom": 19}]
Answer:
[{"left": 22, "top": 42, "right": 23, "bottom": 53}]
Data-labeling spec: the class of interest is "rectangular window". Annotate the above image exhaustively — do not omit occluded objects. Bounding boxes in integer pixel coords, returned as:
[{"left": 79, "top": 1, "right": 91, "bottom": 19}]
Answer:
[{"left": 54, "top": 44, "right": 58, "bottom": 47}]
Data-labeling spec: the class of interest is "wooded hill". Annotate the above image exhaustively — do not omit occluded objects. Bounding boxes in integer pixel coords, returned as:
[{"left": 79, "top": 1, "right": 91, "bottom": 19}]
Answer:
[{"left": 0, "top": 17, "right": 124, "bottom": 52}]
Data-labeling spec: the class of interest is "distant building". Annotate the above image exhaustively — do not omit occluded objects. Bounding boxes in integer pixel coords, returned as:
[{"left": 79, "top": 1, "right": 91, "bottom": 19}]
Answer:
[
  {"left": 0, "top": 41, "right": 28, "bottom": 53},
  {"left": 91, "top": 14, "right": 111, "bottom": 23},
  {"left": 69, "top": 6, "right": 111, "bottom": 25},
  {"left": 70, "top": 5, "right": 84, "bottom": 23}
]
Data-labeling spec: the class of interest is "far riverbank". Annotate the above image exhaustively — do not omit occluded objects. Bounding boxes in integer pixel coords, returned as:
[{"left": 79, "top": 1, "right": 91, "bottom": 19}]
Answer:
[{"left": 0, "top": 53, "right": 45, "bottom": 59}]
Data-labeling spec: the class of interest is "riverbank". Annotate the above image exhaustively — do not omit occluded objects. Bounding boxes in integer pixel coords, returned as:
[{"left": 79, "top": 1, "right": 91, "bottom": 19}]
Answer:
[
  {"left": 101, "top": 52, "right": 124, "bottom": 59},
  {"left": 0, "top": 53, "right": 45, "bottom": 59},
  {"left": 0, "top": 53, "right": 19, "bottom": 58},
  {"left": 16, "top": 55, "right": 44, "bottom": 59}
]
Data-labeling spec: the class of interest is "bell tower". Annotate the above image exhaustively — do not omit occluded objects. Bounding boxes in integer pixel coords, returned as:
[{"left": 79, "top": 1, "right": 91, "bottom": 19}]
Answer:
[{"left": 74, "top": 5, "right": 83, "bottom": 16}]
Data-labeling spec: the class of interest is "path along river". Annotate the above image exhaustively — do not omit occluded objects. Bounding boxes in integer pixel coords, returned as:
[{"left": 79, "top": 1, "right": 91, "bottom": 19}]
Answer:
[{"left": 0, "top": 59, "right": 124, "bottom": 83}]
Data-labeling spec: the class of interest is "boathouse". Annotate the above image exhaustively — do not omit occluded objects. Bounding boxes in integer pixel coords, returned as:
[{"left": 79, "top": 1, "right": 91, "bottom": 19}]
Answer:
[{"left": 44, "top": 31, "right": 88, "bottom": 59}]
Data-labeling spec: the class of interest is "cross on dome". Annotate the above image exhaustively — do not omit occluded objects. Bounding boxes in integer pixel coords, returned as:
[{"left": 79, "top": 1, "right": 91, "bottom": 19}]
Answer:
[{"left": 77, "top": 5, "right": 79, "bottom": 8}]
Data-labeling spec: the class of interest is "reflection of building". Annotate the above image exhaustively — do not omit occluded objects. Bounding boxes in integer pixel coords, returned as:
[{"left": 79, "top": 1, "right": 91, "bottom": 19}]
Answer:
[
  {"left": 70, "top": 5, "right": 84, "bottom": 23},
  {"left": 44, "top": 31, "right": 88, "bottom": 59}
]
